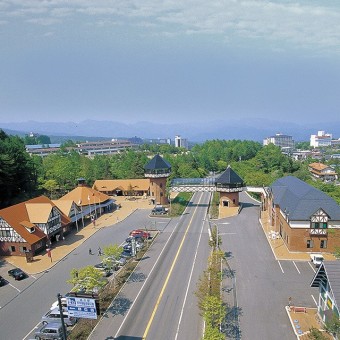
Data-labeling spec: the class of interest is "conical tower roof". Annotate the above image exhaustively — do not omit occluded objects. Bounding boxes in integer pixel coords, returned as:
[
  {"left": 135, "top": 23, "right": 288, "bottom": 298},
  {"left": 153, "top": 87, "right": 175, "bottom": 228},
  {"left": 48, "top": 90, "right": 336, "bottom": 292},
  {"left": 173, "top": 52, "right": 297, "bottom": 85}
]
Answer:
[
  {"left": 144, "top": 154, "right": 171, "bottom": 171},
  {"left": 216, "top": 165, "right": 244, "bottom": 185}
]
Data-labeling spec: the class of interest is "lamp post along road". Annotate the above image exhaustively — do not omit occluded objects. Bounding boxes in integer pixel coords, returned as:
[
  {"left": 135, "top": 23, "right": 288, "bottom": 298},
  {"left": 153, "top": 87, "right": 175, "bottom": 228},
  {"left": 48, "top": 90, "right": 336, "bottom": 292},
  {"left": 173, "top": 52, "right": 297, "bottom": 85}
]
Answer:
[{"left": 57, "top": 293, "right": 67, "bottom": 340}]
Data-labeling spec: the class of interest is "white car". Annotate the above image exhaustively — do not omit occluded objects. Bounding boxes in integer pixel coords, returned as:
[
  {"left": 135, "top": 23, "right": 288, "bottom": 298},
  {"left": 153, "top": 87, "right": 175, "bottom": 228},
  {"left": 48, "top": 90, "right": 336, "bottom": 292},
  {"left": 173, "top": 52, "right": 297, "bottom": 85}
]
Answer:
[
  {"left": 310, "top": 253, "right": 324, "bottom": 267},
  {"left": 50, "top": 297, "right": 67, "bottom": 310}
]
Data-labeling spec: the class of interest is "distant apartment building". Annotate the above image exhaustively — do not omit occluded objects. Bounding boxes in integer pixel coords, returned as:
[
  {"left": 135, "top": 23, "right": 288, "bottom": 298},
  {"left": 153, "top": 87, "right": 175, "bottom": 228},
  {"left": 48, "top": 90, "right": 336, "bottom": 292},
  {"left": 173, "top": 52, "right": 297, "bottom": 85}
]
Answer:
[
  {"left": 263, "top": 133, "right": 295, "bottom": 150},
  {"left": 174, "top": 135, "right": 188, "bottom": 149},
  {"left": 26, "top": 144, "right": 62, "bottom": 157},
  {"left": 76, "top": 139, "right": 136, "bottom": 157},
  {"left": 310, "top": 131, "right": 332, "bottom": 148},
  {"left": 143, "top": 138, "right": 171, "bottom": 145}
]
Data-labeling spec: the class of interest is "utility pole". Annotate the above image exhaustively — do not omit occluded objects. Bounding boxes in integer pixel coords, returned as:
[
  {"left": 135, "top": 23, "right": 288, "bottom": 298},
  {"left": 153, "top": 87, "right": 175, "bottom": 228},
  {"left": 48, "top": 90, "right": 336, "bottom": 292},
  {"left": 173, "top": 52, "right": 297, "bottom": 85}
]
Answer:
[{"left": 57, "top": 293, "right": 67, "bottom": 340}]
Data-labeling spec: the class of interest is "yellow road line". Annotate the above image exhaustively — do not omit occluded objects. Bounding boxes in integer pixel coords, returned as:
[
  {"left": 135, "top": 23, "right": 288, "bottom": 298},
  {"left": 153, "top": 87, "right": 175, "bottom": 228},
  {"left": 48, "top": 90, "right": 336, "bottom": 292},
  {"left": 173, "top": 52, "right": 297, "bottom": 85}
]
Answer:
[{"left": 142, "top": 194, "right": 202, "bottom": 339}]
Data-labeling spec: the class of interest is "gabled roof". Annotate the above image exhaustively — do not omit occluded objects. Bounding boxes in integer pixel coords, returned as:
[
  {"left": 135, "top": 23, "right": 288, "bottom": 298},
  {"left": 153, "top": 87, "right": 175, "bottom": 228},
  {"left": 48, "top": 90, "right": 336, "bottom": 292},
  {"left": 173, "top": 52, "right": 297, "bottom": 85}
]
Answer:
[
  {"left": 26, "top": 203, "right": 52, "bottom": 223},
  {"left": 309, "top": 162, "right": 329, "bottom": 171},
  {"left": 52, "top": 200, "right": 75, "bottom": 217},
  {"left": 270, "top": 176, "right": 340, "bottom": 220},
  {"left": 144, "top": 154, "right": 171, "bottom": 171},
  {"left": 311, "top": 261, "right": 340, "bottom": 308},
  {"left": 0, "top": 195, "right": 69, "bottom": 245},
  {"left": 215, "top": 166, "right": 244, "bottom": 185},
  {"left": 59, "top": 186, "right": 111, "bottom": 207},
  {"left": 93, "top": 179, "right": 150, "bottom": 192}
]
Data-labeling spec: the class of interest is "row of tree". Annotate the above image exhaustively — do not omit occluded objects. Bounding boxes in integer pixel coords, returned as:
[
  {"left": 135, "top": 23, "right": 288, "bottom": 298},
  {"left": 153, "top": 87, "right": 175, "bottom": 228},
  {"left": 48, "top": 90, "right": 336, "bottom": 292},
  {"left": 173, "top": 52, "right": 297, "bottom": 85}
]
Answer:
[{"left": 2, "top": 129, "right": 340, "bottom": 207}]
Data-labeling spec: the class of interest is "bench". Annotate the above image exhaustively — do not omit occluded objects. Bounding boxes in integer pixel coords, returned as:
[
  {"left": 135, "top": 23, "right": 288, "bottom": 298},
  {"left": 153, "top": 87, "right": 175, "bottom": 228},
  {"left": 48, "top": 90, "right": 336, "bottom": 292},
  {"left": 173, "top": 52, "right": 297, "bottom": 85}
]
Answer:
[{"left": 292, "top": 306, "right": 306, "bottom": 313}]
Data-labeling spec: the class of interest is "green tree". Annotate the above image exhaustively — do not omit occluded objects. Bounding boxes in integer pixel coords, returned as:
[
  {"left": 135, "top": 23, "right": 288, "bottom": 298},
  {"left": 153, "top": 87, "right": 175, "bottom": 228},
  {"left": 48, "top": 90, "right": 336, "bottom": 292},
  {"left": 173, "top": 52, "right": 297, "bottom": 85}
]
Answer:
[
  {"left": 40, "top": 179, "right": 59, "bottom": 199},
  {"left": 324, "top": 315, "right": 340, "bottom": 337},
  {"left": 307, "top": 327, "right": 327, "bottom": 340},
  {"left": 68, "top": 265, "right": 106, "bottom": 292}
]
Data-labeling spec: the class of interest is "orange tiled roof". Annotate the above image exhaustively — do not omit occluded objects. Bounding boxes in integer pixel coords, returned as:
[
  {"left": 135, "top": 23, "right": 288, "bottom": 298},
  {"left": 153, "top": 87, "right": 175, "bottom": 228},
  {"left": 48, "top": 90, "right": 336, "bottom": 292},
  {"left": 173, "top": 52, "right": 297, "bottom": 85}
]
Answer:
[
  {"left": 309, "top": 162, "right": 328, "bottom": 171},
  {"left": 0, "top": 195, "right": 71, "bottom": 245},
  {"left": 93, "top": 179, "right": 150, "bottom": 192},
  {"left": 59, "top": 186, "right": 111, "bottom": 207}
]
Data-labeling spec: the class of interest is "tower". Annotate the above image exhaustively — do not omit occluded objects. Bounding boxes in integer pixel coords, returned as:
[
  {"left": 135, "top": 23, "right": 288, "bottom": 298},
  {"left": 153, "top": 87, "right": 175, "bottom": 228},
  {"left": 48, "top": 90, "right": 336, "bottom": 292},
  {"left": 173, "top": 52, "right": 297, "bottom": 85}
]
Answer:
[
  {"left": 215, "top": 165, "right": 244, "bottom": 213},
  {"left": 144, "top": 154, "right": 171, "bottom": 206}
]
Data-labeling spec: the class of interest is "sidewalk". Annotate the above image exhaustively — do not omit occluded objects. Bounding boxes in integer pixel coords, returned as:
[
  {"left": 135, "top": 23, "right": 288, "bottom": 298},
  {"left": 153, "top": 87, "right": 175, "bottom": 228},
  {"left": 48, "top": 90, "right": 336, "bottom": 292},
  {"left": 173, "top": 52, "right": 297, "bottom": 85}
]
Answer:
[{"left": 2, "top": 196, "right": 152, "bottom": 275}]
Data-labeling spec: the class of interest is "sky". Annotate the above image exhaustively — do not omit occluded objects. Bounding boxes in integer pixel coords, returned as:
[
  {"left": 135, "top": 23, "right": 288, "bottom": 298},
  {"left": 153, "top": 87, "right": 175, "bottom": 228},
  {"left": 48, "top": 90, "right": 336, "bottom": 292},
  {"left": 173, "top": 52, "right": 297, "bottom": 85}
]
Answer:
[{"left": 1, "top": 0, "right": 340, "bottom": 125}]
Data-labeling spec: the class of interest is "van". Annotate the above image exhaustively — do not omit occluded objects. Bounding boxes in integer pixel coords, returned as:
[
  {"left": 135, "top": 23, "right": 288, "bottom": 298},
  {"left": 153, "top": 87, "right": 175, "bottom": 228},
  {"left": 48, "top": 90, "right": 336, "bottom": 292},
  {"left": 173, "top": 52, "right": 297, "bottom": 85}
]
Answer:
[
  {"left": 310, "top": 253, "right": 324, "bottom": 267},
  {"left": 41, "top": 307, "right": 77, "bottom": 326},
  {"left": 34, "top": 322, "right": 64, "bottom": 340}
]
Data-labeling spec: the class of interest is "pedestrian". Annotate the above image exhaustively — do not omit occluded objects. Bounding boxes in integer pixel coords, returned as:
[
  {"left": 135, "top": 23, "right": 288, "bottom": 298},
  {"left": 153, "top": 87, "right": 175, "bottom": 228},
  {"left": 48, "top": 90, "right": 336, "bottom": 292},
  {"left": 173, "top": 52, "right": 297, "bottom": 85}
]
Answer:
[
  {"left": 89, "top": 248, "right": 92, "bottom": 255},
  {"left": 98, "top": 247, "right": 102, "bottom": 256}
]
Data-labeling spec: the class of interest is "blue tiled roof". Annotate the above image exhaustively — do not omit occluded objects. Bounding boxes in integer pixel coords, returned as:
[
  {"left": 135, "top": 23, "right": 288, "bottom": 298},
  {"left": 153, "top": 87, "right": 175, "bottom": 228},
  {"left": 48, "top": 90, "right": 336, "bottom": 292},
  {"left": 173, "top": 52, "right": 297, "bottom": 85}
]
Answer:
[
  {"left": 216, "top": 166, "right": 244, "bottom": 185},
  {"left": 271, "top": 176, "right": 340, "bottom": 220},
  {"left": 144, "top": 154, "right": 171, "bottom": 171}
]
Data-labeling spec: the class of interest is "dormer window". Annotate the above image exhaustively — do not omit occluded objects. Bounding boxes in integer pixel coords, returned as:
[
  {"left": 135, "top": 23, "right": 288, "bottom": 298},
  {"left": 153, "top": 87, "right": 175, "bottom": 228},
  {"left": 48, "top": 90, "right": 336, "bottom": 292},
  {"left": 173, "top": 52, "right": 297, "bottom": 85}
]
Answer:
[{"left": 311, "top": 222, "right": 327, "bottom": 229}]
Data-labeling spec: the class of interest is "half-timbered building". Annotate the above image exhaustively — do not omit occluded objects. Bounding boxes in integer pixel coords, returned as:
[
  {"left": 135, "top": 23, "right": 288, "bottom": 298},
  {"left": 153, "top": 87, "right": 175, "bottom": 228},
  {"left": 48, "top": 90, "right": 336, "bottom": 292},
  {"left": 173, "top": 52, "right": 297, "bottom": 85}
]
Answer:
[
  {"left": 263, "top": 176, "right": 340, "bottom": 253},
  {"left": 0, "top": 196, "right": 70, "bottom": 256}
]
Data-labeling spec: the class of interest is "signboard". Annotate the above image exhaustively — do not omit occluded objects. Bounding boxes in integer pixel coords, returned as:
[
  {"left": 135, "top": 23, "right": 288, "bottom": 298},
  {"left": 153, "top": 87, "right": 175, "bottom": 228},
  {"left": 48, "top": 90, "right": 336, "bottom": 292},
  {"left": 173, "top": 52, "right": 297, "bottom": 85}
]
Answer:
[{"left": 67, "top": 296, "right": 97, "bottom": 319}]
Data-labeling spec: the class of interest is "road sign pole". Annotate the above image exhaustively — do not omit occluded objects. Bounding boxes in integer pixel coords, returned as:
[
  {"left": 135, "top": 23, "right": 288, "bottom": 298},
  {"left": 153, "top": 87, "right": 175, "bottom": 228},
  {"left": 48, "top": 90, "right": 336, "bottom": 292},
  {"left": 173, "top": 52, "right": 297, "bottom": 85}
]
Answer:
[{"left": 57, "top": 293, "right": 67, "bottom": 340}]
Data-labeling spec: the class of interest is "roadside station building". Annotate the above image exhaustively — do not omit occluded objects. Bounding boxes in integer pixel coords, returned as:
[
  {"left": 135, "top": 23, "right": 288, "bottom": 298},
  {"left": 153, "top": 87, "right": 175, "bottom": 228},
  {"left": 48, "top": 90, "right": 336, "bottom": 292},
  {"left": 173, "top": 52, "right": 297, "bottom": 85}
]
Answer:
[{"left": 263, "top": 176, "right": 340, "bottom": 253}]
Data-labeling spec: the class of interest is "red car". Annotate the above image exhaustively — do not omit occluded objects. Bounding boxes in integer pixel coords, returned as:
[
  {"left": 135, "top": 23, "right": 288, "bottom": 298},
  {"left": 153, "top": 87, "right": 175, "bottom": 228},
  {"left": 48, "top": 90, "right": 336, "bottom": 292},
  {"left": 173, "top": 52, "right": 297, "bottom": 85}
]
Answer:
[{"left": 129, "top": 229, "right": 150, "bottom": 239}]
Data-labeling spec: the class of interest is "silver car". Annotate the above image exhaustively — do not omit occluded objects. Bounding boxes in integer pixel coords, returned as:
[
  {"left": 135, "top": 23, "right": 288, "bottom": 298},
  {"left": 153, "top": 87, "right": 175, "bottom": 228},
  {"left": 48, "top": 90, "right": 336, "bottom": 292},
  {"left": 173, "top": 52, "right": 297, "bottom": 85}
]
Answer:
[
  {"left": 34, "top": 322, "right": 64, "bottom": 340},
  {"left": 41, "top": 307, "right": 77, "bottom": 326}
]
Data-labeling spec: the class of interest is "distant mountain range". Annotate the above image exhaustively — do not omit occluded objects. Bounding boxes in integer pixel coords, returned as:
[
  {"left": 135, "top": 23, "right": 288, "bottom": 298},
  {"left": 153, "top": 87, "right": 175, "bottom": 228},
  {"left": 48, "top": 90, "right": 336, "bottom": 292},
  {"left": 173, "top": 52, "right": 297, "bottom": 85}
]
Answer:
[{"left": 1, "top": 119, "right": 340, "bottom": 143}]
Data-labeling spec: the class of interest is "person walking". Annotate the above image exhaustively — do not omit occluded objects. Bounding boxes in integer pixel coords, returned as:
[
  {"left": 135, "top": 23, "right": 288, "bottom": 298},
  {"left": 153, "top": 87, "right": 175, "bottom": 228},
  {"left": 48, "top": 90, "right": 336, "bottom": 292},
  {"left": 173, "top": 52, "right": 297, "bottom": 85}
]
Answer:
[
  {"left": 98, "top": 247, "right": 102, "bottom": 256},
  {"left": 89, "top": 248, "right": 93, "bottom": 255}
]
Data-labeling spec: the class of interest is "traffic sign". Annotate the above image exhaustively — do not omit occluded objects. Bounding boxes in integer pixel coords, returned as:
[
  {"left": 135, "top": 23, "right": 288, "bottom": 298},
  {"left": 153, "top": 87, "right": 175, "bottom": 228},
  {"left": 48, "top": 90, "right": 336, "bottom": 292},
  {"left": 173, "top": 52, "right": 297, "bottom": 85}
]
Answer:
[{"left": 66, "top": 297, "right": 97, "bottom": 319}]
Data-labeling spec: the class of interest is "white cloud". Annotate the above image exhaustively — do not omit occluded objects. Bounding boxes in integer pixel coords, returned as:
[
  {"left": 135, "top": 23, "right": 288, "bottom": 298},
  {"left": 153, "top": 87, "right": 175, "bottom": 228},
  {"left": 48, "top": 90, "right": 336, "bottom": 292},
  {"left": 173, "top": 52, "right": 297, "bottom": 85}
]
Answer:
[{"left": 1, "top": 0, "right": 340, "bottom": 53}]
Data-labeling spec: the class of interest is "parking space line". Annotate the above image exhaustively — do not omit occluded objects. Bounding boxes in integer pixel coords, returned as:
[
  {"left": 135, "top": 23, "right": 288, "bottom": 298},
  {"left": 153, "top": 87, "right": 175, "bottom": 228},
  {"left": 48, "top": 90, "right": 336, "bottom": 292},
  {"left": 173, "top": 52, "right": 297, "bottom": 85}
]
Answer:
[
  {"left": 22, "top": 321, "right": 41, "bottom": 340},
  {"left": 31, "top": 275, "right": 37, "bottom": 279},
  {"left": 311, "top": 294, "right": 318, "bottom": 307},
  {"left": 8, "top": 283, "right": 21, "bottom": 292},
  {"left": 308, "top": 262, "right": 316, "bottom": 273},
  {"left": 277, "top": 260, "right": 284, "bottom": 273},
  {"left": 292, "top": 261, "right": 301, "bottom": 274}
]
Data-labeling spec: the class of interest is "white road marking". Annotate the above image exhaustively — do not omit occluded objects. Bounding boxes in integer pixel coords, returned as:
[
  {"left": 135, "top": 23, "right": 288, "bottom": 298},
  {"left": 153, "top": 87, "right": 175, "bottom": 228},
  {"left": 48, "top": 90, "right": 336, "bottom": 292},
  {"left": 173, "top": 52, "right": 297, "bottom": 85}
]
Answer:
[
  {"left": 311, "top": 294, "right": 318, "bottom": 307},
  {"left": 219, "top": 232, "right": 237, "bottom": 235},
  {"left": 31, "top": 275, "right": 37, "bottom": 279},
  {"left": 8, "top": 283, "right": 21, "bottom": 292},
  {"left": 218, "top": 222, "right": 230, "bottom": 225},
  {"left": 22, "top": 321, "right": 41, "bottom": 340},
  {"left": 293, "top": 261, "right": 301, "bottom": 274},
  {"left": 174, "top": 206, "right": 205, "bottom": 340},
  {"left": 308, "top": 262, "right": 316, "bottom": 273},
  {"left": 277, "top": 260, "right": 284, "bottom": 273}
]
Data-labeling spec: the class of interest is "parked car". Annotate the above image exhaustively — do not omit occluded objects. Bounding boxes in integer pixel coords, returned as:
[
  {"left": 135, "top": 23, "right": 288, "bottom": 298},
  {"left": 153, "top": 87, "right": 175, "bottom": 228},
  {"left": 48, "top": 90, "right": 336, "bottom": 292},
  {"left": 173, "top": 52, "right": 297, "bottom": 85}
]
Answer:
[
  {"left": 50, "top": 297, "right": 67, "bottom": 310},
  {"left": 41, "top": 307, "right": 77, "bottom": 326},
  {"left": 152, "top": 205, "right": 168, "bottom": 215},
  {"left": 116, "top": 257, "right": 127, "bottom": 267},
  {"left": 34, "top": 322, "right": 65, "bottom": 340},
  {"left": 129, "top": 229, "right": 150, "bottom": 239},
  {"left": 121, "top": 250, "right": 132, "bottom": 258},
  {"left": 94, "top": 263, "right": 112, "bottom": 277},
  {"left": 126, "top": 235, "right": 144, "bottom": 243},
  {"left": 0, "top": 275, "right": 5, "bottom": 286},
  {"left": 8, "top": 268, "right": 26, "bottom": 280},
  {"left": 310, "top": 253, "right": 324, "bottom": 267}
]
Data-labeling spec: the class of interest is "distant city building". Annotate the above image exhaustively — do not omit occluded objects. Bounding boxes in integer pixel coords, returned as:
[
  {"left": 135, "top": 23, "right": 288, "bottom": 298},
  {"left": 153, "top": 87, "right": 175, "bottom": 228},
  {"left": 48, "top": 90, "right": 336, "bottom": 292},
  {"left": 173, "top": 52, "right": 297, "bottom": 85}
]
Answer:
[
  {"left": 76, "top": 139, "right": 136, "bottom": 157},
  {"left": 174, "top": 135, "right": 188, "bottom": 149},
  {"left": 310, "top": 131, "right": 332, "bottom": 148},
  {"left": 26, "top": 144, "right": 62, "bottom": 157},
  {"left": 331, "top": 138, "right": 340, "bottom": 147},
  {"left": 263, "top": 133, "right": 295, "bottom": 149},
  {"left": 143, "top": 138, "right": 171, "bottom": 145}
]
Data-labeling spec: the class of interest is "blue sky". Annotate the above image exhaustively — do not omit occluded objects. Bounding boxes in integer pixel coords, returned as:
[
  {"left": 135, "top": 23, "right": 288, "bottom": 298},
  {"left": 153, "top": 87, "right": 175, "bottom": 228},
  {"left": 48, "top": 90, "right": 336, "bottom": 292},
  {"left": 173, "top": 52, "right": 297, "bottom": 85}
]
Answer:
[{"left": 1, "top": 0, "right": 340, "bottom": 125}]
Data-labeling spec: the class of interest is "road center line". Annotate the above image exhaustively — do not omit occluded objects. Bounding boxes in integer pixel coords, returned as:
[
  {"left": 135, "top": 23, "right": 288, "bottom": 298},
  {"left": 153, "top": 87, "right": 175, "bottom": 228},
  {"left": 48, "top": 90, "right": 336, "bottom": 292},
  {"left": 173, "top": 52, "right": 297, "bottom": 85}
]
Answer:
[
  {"left": 292, "top": 261, "right": 301, "bottom": 274},
  {"left": 22, "top": 321, "right": 41, "bottom": 340},
  {"left": 142, "top": 193, "right": 203, "bottom": 340},
  {"left": 112, "top": 195, "right": 198, "bottom": 339},
  {"left": 277, "top": 260, "right": 284, "bottom": 273}
]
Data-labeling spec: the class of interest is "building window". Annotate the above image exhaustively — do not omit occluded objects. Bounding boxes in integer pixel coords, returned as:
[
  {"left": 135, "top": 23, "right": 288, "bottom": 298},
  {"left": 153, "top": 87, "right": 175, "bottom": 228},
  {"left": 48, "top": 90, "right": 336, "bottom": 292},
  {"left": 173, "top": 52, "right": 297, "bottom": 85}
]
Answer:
[
  {"left": 10, "top": 245, "right": 16, "bottom": 252},
  {"left": 307, "top": 240, "right": 313, "bottom": 248},
  {"left": 320, "top": 240, "right": 327, "bottom": 249},
  {"left": 0, "top": 230, "right": 11, "bottom": 237},
  {"left": 311, "top": 222, "right": 328, "bottom": 229}
]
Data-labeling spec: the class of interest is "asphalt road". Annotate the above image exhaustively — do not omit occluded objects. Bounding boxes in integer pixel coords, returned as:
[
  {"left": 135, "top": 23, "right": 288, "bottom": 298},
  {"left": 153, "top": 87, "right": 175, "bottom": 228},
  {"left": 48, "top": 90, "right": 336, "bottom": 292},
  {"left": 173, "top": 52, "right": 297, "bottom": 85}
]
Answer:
[
  {"left": 219, "top": 192, "right": 319, "bottom": 340},
  {"left": 90, "top": 191, "right": 211, "bottom": 340}
]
